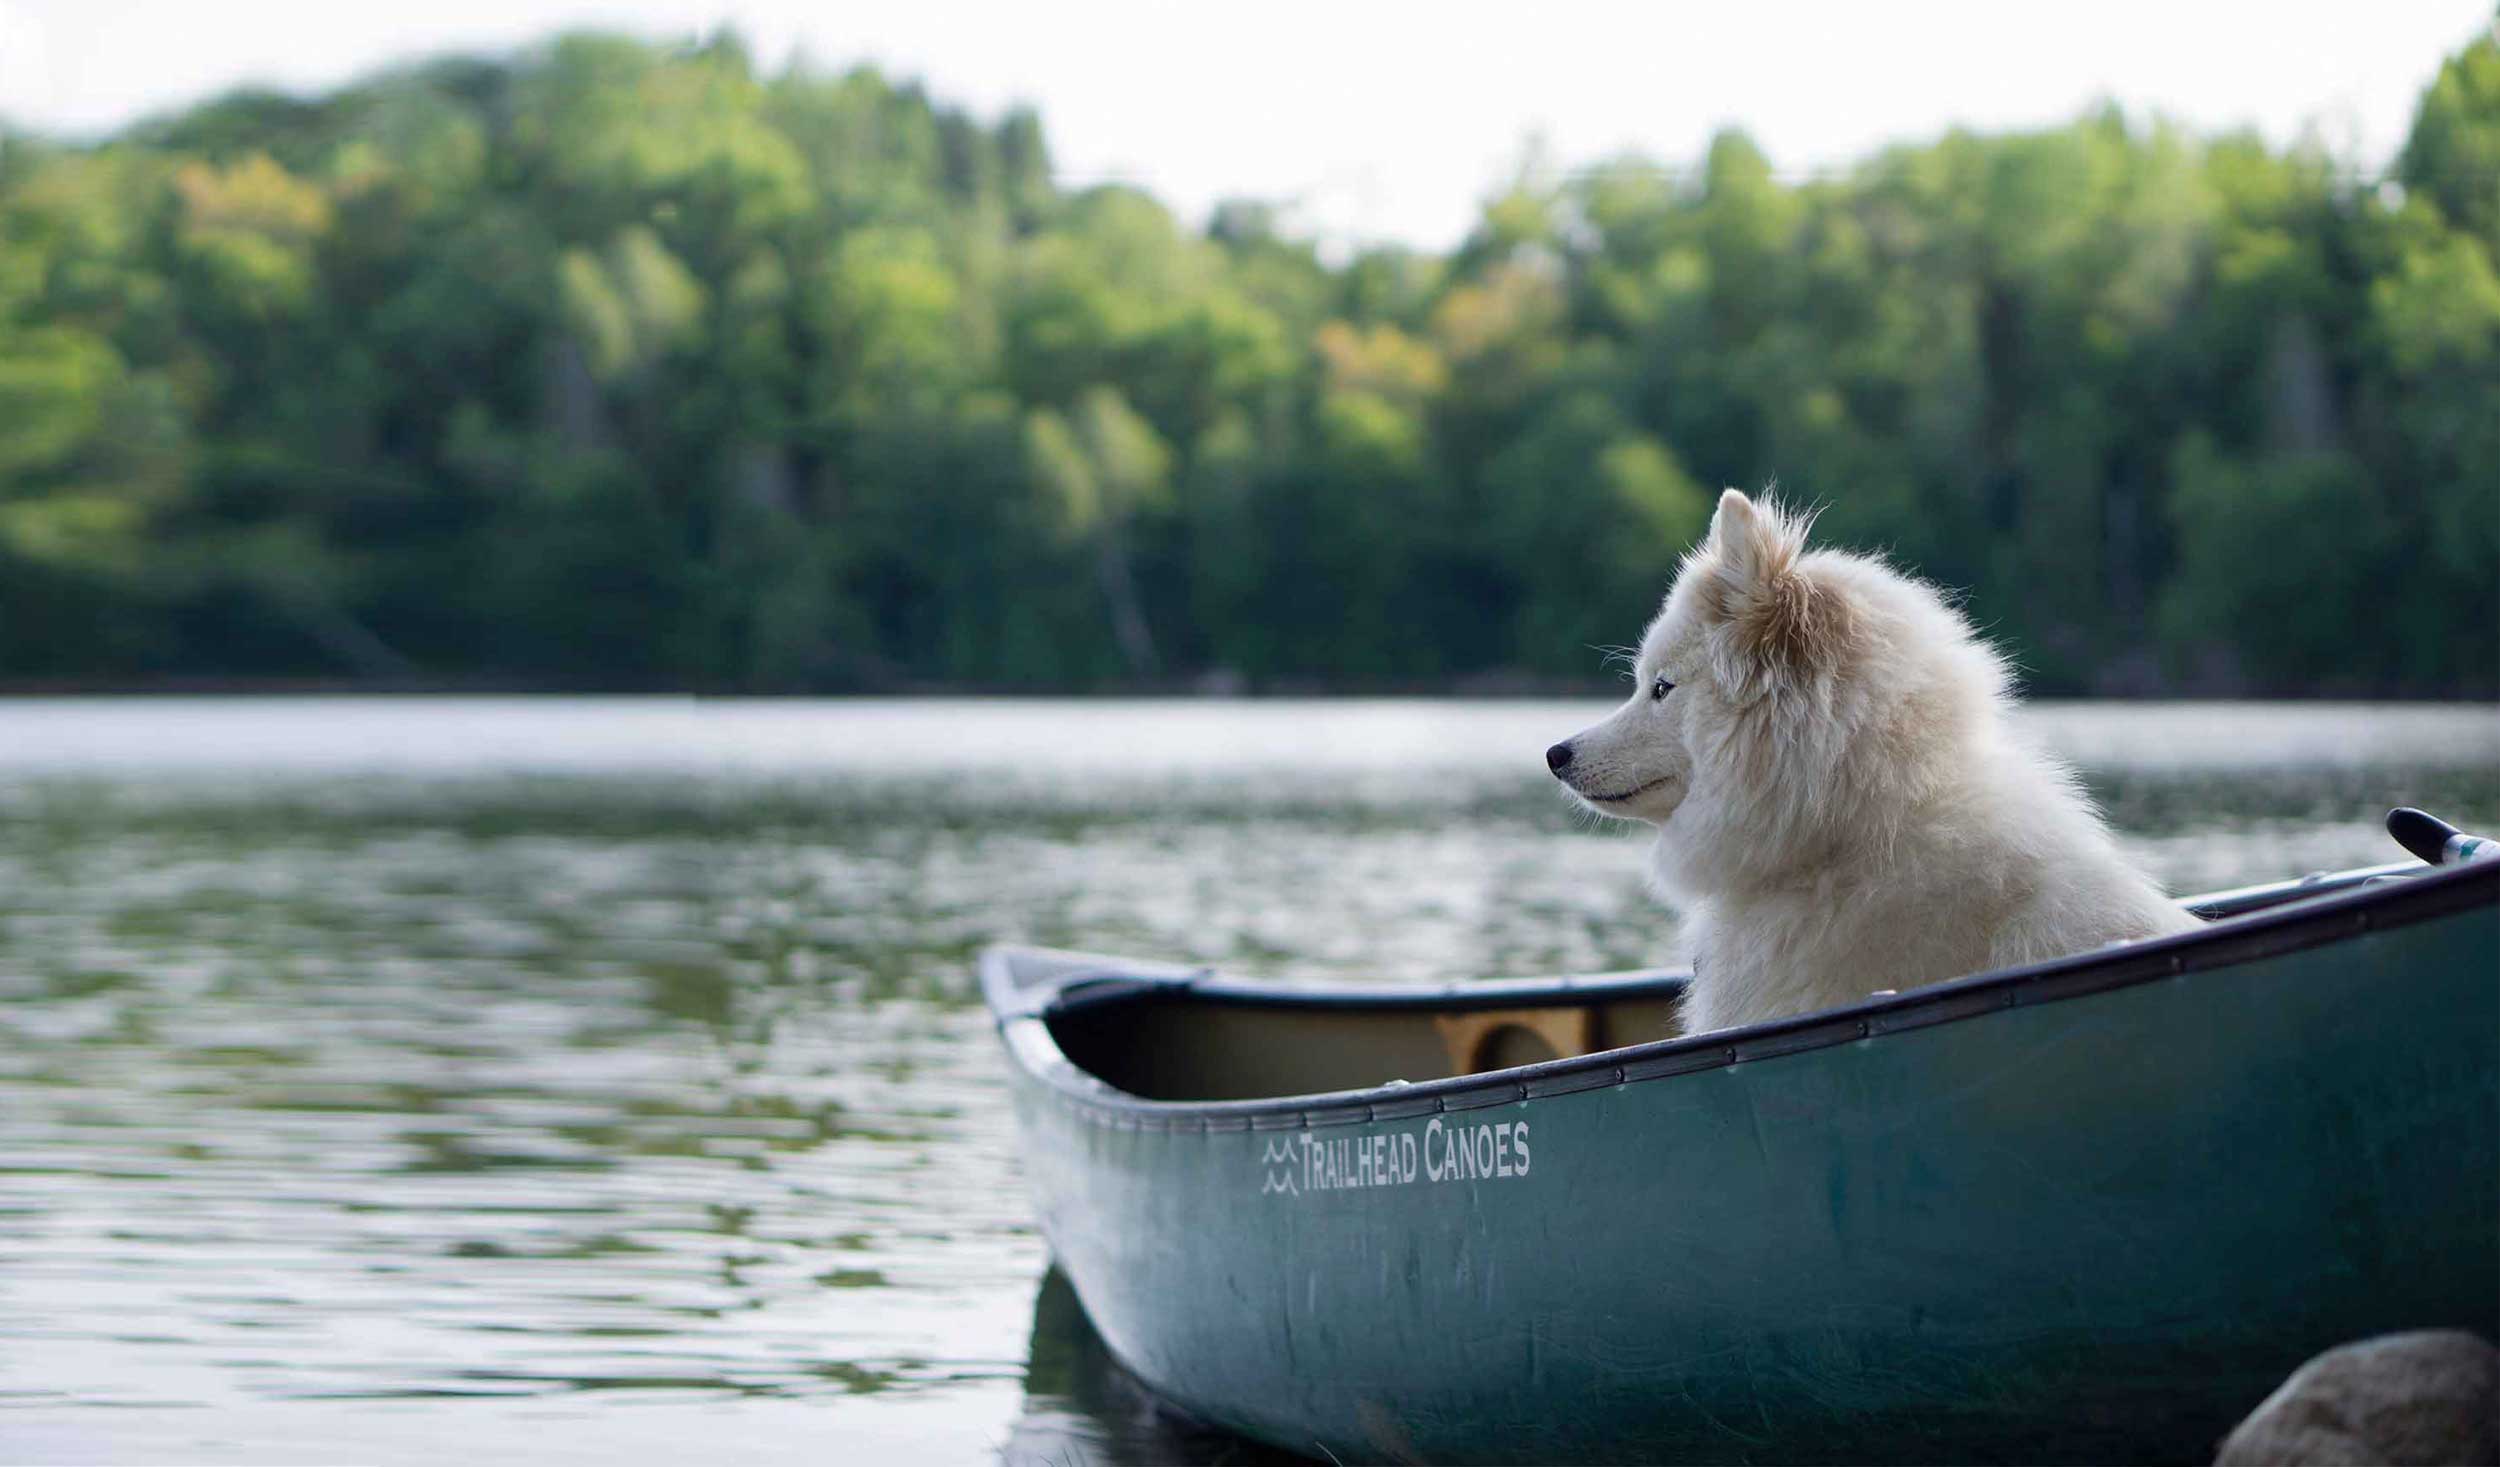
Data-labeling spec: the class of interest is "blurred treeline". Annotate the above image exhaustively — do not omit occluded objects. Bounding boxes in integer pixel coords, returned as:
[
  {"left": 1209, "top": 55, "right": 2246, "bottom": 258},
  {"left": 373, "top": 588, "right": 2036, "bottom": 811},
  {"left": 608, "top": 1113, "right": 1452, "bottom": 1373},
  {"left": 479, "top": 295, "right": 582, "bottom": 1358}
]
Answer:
[{"left": 1, "top": 32, "right": 2493, "bottom": 695}]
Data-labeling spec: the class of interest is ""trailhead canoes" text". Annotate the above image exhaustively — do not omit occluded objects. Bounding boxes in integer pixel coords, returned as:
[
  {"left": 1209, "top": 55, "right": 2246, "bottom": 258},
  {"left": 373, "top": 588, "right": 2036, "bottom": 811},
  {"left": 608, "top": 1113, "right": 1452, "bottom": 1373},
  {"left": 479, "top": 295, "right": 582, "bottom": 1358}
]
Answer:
[{"left": 1258, "top": 1117, "right": 1531, "bottom": 1196}]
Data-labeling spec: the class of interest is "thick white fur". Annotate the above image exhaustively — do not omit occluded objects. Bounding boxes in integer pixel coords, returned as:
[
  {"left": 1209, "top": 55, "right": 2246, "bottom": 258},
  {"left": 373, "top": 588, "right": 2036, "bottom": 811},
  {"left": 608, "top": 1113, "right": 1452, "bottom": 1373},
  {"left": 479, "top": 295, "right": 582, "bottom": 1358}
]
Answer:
[{"left": 1552, "top": 489, "right": 2198, "bottom": 1035}]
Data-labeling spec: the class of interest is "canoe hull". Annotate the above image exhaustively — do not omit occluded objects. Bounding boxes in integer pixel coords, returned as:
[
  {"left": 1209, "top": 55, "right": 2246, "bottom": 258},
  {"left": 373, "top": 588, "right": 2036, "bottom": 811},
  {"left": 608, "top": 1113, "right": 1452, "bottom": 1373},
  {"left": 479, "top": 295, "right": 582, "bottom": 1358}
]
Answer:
[{"left": 998, "top": 866, "right": 2499, "bottom": 1464}]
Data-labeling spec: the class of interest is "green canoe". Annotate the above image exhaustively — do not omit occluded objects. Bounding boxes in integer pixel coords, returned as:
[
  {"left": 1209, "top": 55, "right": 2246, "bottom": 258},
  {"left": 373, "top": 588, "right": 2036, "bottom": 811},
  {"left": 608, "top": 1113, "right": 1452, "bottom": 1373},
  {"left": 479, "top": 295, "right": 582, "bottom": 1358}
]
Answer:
[{"left": 981, "top": 853, "right": 2498, "bottom": 1465}]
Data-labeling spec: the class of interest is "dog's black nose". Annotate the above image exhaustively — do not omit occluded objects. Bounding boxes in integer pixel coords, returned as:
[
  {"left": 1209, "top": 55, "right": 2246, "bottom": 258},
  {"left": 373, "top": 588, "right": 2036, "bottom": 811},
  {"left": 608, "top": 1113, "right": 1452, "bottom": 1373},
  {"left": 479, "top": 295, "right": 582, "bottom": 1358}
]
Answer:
[{"left": 1545, "top": 742, "right": 1573, "bottom": 773}]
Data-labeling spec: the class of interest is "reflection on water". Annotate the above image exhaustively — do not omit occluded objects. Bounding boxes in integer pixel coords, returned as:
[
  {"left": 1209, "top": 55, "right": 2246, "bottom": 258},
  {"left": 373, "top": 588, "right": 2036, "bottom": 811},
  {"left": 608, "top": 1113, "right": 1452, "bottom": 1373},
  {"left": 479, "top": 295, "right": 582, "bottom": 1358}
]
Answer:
[
  {"left": 0, "top": 698, "right": 2492, "bottom": 1463},
  {"left": 1005, "top": 1270, "right": 1309, "bottom": 1466}
]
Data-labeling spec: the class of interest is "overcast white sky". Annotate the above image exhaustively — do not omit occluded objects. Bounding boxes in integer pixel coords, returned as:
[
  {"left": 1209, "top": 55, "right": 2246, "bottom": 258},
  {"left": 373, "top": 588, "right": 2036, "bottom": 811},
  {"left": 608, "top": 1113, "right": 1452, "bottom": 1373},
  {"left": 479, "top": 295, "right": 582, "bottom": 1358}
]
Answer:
[{"left": 1, "top": 1, "right": 2490, "bottom": 250}]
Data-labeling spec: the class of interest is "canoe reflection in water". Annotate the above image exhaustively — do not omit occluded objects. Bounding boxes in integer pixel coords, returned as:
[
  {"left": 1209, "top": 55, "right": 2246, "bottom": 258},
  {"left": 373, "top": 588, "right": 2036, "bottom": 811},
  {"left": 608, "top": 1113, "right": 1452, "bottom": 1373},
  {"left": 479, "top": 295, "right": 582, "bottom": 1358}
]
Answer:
[{"left": 1002, "top": 1268, "right": 1312, "bottom": 1466}]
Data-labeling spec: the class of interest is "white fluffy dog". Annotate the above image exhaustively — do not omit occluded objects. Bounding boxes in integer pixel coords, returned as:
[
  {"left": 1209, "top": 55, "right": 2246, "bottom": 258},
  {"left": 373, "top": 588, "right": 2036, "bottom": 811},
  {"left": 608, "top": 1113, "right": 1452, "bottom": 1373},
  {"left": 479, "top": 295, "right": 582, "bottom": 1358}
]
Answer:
[{"left": 1548, "top": 489, "right": 2198, "bottom": 1035}]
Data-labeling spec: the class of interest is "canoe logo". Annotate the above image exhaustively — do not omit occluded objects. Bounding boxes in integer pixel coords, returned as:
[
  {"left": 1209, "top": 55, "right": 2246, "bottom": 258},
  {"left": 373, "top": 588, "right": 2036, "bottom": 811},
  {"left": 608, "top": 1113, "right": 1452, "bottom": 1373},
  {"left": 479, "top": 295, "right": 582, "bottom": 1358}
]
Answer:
[{"left": 1260, "top": 1117, "right": 1531, "bottom": 1196}]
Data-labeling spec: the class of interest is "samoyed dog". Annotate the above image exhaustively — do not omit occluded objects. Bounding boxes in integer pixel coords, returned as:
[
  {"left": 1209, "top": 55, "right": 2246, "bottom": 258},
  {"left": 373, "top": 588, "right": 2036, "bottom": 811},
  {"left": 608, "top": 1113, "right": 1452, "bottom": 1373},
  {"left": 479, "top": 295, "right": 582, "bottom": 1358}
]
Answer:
[{"left": 1547, "top": 489, "right": 2198, "bottom": 1035}]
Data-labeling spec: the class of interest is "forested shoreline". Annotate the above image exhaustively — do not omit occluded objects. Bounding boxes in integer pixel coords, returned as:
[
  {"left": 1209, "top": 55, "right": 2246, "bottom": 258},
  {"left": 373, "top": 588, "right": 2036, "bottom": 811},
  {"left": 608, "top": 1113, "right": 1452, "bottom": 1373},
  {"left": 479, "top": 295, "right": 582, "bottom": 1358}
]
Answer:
[{"left": 2, "top": 31, "right": 2494, "bottom": 697}]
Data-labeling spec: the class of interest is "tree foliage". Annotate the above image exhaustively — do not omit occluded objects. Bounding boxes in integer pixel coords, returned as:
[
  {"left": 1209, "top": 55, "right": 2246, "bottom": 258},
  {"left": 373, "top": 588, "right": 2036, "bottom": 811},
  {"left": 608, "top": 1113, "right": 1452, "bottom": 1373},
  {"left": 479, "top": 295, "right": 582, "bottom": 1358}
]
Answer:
[{"left": 0, "top": 30, "right": 2492, "bottom": 694}]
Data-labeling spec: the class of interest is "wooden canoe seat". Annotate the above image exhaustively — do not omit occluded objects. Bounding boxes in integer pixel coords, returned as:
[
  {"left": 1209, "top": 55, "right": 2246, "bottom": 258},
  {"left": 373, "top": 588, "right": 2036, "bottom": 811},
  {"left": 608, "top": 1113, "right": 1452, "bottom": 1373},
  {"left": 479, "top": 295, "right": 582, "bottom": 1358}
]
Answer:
[{"left": 1432, "top": 1006, "right": 1594, "bottom": 1076}]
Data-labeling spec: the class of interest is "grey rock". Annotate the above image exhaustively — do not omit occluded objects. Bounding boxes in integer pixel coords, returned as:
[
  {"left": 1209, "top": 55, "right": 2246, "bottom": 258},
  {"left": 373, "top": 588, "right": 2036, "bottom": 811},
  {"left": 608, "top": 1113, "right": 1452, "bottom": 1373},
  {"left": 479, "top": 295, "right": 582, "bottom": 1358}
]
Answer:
[{"left": 2217, "top": 1330, "right": 2500, "bottom": 1466}]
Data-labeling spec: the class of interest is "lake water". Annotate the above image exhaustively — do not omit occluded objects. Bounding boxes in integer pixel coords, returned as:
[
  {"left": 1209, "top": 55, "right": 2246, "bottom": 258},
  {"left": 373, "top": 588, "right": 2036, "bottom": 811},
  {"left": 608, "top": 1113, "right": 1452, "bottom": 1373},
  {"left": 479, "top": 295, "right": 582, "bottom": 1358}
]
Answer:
[{"left": 2, "top": 698, "right": 2494, "bottom": 1465}]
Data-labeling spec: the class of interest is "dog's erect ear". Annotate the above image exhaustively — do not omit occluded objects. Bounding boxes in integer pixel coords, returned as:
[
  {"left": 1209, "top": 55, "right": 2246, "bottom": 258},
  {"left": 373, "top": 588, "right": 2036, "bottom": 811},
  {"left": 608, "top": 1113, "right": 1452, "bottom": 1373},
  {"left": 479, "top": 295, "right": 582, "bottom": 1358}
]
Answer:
[
  {"left": 1705, "top": 489, "right": 1844, "bottom": 692},
  {"left": 1709, "top": 488, "right": 1799, "bottom": 589},
  {"left": 1709, "top": 488, "right": 1763, "bottom": 552}
]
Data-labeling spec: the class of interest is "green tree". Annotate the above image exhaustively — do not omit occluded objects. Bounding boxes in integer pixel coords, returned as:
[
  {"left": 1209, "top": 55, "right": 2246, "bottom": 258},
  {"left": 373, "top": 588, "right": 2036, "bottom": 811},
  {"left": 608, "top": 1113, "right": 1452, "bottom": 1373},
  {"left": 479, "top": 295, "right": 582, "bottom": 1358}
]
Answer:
[{"left": 1027, "top": 386, "right": 1174, "bottom": 676}]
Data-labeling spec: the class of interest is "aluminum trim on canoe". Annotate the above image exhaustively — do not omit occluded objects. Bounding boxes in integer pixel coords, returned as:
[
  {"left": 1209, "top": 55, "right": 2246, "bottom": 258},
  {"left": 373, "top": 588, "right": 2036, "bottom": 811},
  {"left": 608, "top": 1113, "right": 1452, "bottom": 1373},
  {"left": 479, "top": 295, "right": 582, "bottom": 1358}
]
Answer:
[
  {"left": 2182, "top": 859, "right": 2423, "bottom": 918},
  {"left": 989, "top": 955, "right": 1696, "bottom": 1018},
  {"left": 982, "top": 857, "right": 2498, "bottom": 1131}
]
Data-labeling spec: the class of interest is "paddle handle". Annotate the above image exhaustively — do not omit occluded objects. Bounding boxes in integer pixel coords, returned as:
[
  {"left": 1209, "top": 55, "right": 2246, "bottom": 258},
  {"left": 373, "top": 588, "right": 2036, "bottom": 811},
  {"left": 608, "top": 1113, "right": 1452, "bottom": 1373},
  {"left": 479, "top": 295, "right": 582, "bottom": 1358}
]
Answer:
[{"left": 2387, "top": 808, "right": 2496, "bottom": 866}]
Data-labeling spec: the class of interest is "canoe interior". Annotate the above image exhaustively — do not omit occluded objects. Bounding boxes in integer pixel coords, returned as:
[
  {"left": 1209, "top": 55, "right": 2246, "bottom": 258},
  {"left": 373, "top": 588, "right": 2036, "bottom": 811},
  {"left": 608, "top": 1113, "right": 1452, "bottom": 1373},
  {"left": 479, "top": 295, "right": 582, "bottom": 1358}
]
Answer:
[{"left": 1047, "top": 979, "right": 1689, "bottom": 1102}]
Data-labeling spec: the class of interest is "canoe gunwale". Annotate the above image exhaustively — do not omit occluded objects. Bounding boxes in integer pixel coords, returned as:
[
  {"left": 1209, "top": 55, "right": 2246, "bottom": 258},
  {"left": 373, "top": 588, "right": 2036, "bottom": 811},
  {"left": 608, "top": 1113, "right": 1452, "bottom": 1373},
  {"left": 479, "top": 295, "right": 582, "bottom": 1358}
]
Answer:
[{"left": 984, "top": 857, "right": 2498, "bottom": 1133}]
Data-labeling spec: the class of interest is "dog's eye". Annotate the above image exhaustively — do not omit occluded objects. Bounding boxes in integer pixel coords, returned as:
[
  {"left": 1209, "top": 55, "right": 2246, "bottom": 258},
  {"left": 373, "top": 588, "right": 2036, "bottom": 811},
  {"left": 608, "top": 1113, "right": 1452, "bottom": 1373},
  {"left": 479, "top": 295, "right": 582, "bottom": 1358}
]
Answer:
[{"left": 1651, "top": 676, "right": 1675, "bottom": 701}]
